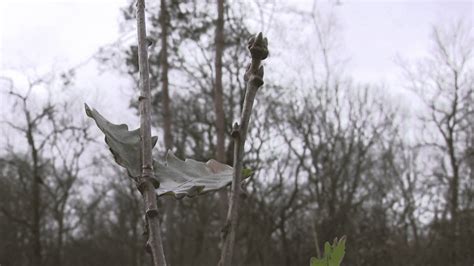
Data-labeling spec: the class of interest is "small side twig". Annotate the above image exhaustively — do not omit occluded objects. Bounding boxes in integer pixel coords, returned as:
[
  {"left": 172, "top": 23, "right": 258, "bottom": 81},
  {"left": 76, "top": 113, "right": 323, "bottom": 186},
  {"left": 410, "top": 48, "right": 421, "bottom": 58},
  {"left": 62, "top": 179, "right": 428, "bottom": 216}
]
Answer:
[{"left": 219, "top": 32, "right": 268, "bottom": 266}]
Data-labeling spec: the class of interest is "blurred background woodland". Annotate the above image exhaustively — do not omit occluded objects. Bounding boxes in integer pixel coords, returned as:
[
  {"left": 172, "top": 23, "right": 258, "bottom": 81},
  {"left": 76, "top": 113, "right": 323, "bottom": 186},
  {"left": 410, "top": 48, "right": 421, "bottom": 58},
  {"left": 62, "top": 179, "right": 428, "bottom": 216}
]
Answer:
[{"left": 0, "top": 0, "right": 473, "bottom": 265}]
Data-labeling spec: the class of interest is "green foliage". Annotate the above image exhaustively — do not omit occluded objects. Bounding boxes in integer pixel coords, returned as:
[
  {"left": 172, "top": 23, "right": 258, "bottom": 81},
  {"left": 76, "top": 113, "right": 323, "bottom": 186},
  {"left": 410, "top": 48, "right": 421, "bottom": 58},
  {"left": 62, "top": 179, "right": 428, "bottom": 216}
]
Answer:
[
  {"left": 310, "top": 236, "right": 346, "bottom": 266},
  {"left": 85, "top": 104, "right": 236, "bottom": 198},
  {"left": 242, "top": 168, "right": 254, "bottom": 178}
]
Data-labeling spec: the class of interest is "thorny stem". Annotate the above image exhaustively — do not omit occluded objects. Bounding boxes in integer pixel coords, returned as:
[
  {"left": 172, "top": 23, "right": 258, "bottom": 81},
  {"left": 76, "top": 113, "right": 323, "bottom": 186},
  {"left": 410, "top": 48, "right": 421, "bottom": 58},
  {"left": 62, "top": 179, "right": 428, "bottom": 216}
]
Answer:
[
  {"left": 136, "top": 0, "right": 167, "bottom": 265},
  {"left": 219, "top": 32, "right": 268, "bottom": 266}
]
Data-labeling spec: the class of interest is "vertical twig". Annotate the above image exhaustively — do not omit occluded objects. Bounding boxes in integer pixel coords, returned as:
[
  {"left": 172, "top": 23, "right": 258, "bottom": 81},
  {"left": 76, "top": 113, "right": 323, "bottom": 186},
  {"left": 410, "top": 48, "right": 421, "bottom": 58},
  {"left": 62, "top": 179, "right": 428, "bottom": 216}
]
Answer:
[
  {"left": 219, "top": 32, "right": 268, "bottom": 266},
  {"left": 136, "top": 0, "right": 167, "bottom": 265}
]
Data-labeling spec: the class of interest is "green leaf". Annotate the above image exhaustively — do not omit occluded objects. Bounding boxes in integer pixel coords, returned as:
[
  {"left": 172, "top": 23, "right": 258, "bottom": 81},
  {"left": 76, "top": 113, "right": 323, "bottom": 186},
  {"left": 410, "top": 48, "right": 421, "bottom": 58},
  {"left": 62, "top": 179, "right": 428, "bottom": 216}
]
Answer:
[
  {"left": 242, "top": 168, "right": 254, "bottom": 178},
  {"left": 310, "top": 236, "right": 346, "bottom": 266},
  {"left": 324, "top": 242, "right": 332, "bottom": 258},
  {"left": 310, "top": 257, "right": 324, "bottom": 266},
  {"left": 85, "top": 104, "right": 234, "bottom": 198},
  {"left": 330, "top": 236, "right": 346, "bottom": 265}
]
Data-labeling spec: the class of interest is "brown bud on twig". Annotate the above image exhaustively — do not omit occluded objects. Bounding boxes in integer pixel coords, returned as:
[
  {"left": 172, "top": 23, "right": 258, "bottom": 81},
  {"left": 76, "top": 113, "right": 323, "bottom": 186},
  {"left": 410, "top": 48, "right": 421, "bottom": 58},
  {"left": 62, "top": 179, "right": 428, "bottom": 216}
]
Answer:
[
  {"left": 231, "top": 122, "right": 240, "bottom": 139},
  {"left": 248, "top": 32, "right": 269, "bottom": 60},
  {"left": 145, "top": 241, "right": 152, "bottom": 254},
  {"left": 249, "top": 75, "right": 264, "bottom": 88},
  {"left": 244, "top": 66, "right": 265, "bottom": 89},
  {"left": 246, "top": 66, "right": 264, "bottom": 88},
  {"left": 146, "top": 37, "right": 156, "bottom": 48},
  {"left": 256, "top": 65, "right": 264, "bottom": 78}
]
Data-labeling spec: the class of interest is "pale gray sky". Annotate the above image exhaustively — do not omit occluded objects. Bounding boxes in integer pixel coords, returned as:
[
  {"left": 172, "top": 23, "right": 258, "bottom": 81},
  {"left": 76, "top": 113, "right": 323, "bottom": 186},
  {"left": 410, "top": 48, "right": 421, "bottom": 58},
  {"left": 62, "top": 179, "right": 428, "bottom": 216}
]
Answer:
[
  {"left": 0, "top": 0, "right": 126, "bottom": 70},
  {"left": 0, "top": 0, "right": 134, "bottom": 128},
  {"left": 340, "top": 1, "right": 473, "bottom": 84},
  {"left": 0, "top": 0, "right": 472, "bottom": 125}
]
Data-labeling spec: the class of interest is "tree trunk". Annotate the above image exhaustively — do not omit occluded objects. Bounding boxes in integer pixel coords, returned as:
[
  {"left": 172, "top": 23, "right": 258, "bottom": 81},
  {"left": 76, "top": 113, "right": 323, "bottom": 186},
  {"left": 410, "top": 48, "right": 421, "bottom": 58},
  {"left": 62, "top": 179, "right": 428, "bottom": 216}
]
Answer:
[
  {"left": 26, "top": 112, "right": 42, "bottom": 266},
  {"left": 279, "top": 217, "right": 291, "bottom": 266},
  {"left": 214, "top": 0, "right": 226, "bottom": 163},
  {"left": 160, "top": 0, "right": 172, "bottom": 151},
  {"left": 31, "top": 166, "right": 42, "bottom": 266},
  {"left": 214, "top": 0, "right": 230, "bottom": 230},
  {"left": 448, "top": 139, "right": 459, "bottom": 264},
  {"left": 55, "top": 212, "right": 64, "bottom": 266},
  {"left": 159, "top": 0, "right": 177, "bottom": 259},
  {"left": 447, "top": 70, "right": 460, "bottom": 264}
]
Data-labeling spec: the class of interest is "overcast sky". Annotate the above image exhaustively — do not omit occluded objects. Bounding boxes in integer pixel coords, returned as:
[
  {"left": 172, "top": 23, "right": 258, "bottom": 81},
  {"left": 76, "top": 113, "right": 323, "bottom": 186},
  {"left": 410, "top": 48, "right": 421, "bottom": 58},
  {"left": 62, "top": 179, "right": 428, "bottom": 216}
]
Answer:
[{"left": 0, "top": 0, "right": 472, "bottom": 126}]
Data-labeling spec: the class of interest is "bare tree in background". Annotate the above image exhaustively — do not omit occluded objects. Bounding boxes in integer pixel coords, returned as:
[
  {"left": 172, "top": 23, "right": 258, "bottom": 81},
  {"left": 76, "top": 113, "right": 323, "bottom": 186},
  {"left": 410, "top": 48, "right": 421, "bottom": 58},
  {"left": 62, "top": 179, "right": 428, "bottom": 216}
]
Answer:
[
  {"left": 0, "top": 74, "right": 92, "bottom": 266},
  {"left": 402, "top": 21, "right": 474, "bottom": 265},
  {"left": 1, "top": 1, "right": 469, "bottom": 265},
  {"left": 266, "top": 3, "right": 402, "bottom": 263}
]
